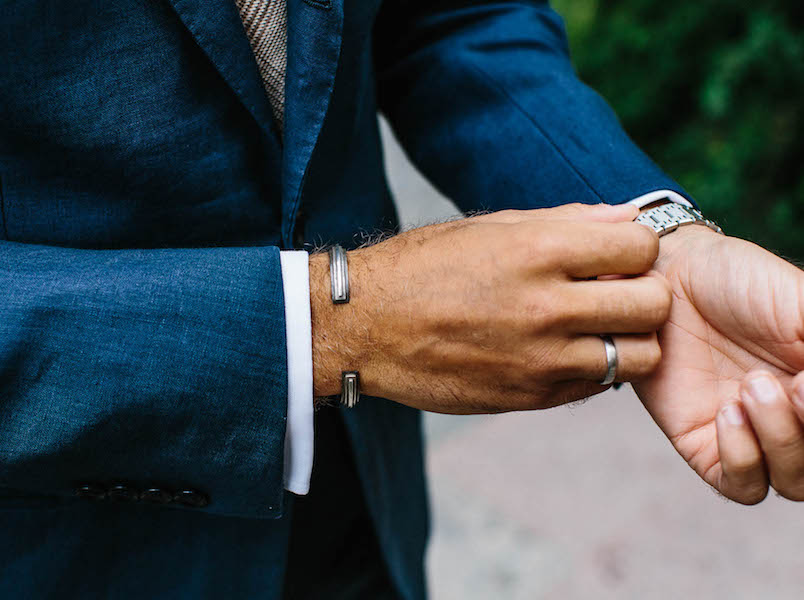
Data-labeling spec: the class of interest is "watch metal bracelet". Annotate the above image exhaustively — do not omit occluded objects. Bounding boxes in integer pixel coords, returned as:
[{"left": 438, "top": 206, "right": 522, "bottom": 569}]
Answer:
[{"left": 635, "top": 201, "right": 723, "bottom": 237}]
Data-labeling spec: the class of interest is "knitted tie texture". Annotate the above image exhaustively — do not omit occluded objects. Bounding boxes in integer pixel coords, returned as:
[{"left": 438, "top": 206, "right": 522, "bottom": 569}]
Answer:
[{"left": 234, "top": 0, "right": 288, "bottom": 132}]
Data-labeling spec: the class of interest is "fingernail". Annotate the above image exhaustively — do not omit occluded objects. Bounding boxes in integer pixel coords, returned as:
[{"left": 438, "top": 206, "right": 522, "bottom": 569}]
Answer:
[
  {"left": 744, "top": 375, "right": 779, "bottom": 406},
  {"left": 720, "top": 404, "right": 745, "bottom": 426}
]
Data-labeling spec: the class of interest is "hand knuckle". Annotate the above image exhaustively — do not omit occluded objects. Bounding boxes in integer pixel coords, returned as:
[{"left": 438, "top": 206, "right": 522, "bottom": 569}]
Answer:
[
  {"left": 545, "top": 295, "right": 580, "bottom": 330},
  {"left": 521, "top": 293, "right": 555, "bottom": 331},
  {"left": 527, "top": 228, "right": 565, "bottom": 266},
  {"left": 538, "top": 227, "right": 565, "bottom": 251}
]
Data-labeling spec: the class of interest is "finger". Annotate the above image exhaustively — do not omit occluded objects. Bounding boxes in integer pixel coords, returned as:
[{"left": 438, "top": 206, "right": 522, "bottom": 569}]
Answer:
[
  {"left": 559, "top": 273, "right": 672, "bottom": 334},
  {"left": 715, "top": 402, "right": 769, "bottom": 505},
  {"left": 740, "top": 371, "right": 804, "bottom": 501},
  {"left": 537, "top": 203, "right": 640, "bottom": 224},
  {"left": 480, "top": 203, "right": 639, "bottom": 225},
  {"left": 559, "top": 222, "right": 660, "bottom": 278},
  {"left": 555, "top": 333, "right": 662, "bottom": 383}
]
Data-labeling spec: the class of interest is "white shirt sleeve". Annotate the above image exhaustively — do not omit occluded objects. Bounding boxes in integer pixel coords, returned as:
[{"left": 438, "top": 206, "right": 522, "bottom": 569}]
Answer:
[
  {"left": 279, "top": 250, "right": 314, "bottom": 496},
  {"left": 627, "top": 189, "right": 692, "bottom": 209}
]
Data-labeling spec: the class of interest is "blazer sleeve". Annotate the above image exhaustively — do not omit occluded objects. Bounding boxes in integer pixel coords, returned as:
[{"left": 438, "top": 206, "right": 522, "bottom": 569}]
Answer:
[
  {"left": 374, "top": 0, "right": 692, "bottom": 212},
  {"left": 0, "top": 241, "right": 289, "bottom": 519}
]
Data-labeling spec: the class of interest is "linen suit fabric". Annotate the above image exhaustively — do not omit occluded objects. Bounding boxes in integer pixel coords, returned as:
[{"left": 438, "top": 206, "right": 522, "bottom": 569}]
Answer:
[{"left": 0, "top": 0, "right": 689, "bottom": 598}]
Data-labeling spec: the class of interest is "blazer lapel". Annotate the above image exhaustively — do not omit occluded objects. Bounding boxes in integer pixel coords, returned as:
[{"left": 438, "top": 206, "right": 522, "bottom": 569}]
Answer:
[
  {"left": 281, "top": 0, "right": 344, "bottom": 246},
  {"left": 165, "top": 0, "right": 281, "bottom": 144},
  {"left": 165, "top": 0, "right": 344, "bottom": 246}
]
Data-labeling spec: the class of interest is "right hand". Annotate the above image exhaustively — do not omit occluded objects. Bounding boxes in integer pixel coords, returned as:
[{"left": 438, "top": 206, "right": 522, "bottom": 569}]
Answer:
[{"left": 310, "top": 203, "right": 671, "bottom": 414}]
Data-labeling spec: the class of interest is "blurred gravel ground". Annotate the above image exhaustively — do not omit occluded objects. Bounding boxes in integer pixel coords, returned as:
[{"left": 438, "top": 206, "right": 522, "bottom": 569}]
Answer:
[{"left": 380, "top": 119, "right": 804, "bottom": 600}]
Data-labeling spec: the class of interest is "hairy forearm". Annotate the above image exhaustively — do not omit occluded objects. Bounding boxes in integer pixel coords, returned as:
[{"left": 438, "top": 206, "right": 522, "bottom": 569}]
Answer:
[
  {"left": 310, "top": 251, "right": 354, "bottom": 399},
  {"left": 310, "top": 248, "right": 395, "bottom": 400},
  {"left": 306, "top": 203, "right": 670, "bottom": 414}
]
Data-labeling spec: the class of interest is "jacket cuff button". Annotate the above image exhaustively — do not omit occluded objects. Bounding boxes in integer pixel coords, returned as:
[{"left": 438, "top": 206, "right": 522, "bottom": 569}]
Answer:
[
  {"left": 76, "top": 484, "right": 106, "bottom": 500},
  {"left": 107, "top": 484, "right": 138, "bottom": 502},
  {"left": 141, "top": 488, "right": 173, "bottom": 504},
  {"left": 175, "top": 490, "right": 209, "bottom": 508}
]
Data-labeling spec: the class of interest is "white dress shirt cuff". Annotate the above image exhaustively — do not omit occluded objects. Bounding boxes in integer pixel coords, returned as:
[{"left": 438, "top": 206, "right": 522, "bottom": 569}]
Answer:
[{"left": 279, "top": 250, "right": 314, "bottom": 496}]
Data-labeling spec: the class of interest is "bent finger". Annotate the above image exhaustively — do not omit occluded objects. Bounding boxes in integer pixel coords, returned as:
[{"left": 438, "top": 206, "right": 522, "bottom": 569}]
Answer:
[{"left": 716, "top": 402, "right": 769, "bottom": 505}]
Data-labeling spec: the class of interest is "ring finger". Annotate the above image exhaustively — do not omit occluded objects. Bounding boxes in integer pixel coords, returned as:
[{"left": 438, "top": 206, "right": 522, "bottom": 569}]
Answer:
[{"left": 556, "top": 332, "right": 662, "bottom": 383}]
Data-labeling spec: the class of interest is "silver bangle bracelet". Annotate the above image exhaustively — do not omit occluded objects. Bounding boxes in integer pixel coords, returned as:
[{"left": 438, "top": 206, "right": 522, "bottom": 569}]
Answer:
[
  {"left": 341, "top": 371, "right": 360, "bottom": 408},
  {"left": 328, "top": 245, "right": 350, "bottom": 304},
  {"left": 328, "top": 245, "right": 359, "bottom": 407}
]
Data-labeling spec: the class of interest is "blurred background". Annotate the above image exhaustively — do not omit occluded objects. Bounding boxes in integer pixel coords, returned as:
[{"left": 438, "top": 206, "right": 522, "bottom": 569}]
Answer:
[
  {"left": 381, "top": 1, "right": 804, "bottom": 598},
  {"left": 553, "top": 0, "right": 804, "bottom": 259}
]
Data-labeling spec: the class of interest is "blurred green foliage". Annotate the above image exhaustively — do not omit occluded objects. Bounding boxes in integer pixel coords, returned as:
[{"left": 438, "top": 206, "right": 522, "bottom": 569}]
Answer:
[{"left": 552, "top": 0, "right": 804, "bottom": 257}]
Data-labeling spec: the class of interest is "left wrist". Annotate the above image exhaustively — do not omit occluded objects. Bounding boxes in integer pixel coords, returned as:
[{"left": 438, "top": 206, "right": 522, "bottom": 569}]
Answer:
[
  {"left": 638, "top": 198, "right": 721, "bottom": 237},
  {"left": 659, "top": 220, "right": 721, "bottom": 244},
  {"left": 636, "top": 200, "right": 724, "bottom": 266},
  {"left": 656, "top": 222, "right": 724, "bottom": 269}
]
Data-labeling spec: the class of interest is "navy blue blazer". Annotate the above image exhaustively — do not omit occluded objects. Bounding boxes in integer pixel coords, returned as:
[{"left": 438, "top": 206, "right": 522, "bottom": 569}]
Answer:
[{"left": 0, "top": 0, "right": 687, "bottom": 598}]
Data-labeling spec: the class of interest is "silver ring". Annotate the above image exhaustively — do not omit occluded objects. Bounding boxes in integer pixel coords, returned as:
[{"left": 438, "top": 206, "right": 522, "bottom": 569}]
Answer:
[{"left": 600, "top": 335, "right": 618, "bottom": 386}]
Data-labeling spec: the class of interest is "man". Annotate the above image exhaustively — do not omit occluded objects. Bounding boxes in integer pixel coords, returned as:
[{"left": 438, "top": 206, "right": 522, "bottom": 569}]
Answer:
[{"left": 1, "top": 0, "right": 803, "bottom": 598}]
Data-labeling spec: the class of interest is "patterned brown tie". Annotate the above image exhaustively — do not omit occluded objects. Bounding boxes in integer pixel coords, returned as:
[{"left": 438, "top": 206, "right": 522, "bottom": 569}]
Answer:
[{"left": 234, "top": 0, "right": 288, "bottom": 132}]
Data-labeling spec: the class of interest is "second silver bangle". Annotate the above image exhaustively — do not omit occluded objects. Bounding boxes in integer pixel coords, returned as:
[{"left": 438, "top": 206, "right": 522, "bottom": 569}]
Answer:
[{"left": 341, "top": 371, "right": 360, "bottom": 408}]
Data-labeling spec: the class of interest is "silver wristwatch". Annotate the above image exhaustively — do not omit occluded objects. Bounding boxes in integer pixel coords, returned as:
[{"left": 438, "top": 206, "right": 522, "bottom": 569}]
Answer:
[{"left": 635, "top": 201, "right": 723, "bottom": 237}]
